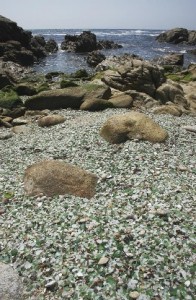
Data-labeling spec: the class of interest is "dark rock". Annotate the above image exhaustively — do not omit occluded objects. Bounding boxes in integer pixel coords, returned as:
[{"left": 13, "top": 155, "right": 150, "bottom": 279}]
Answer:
[
  {"left": 61, "top": 31, "right": 97, "bottom": 52},
  {"left": 61, "top": 31, "right": 123, "bottom": 53},
  {"left": 0, "top": 15, "right": 31, "bottom": 47},
  {"left": 15, "top": 83, "right": 37, "bottom": 96},
  {"left": 71, "top": 68, "right": 89, "bottom": 78},
  {"left": 188, "top": 49, "right": 196, "bottom": 55},
  {"left": 156, "top": 28, "right": 196, "bottom": 45},
  {"left": 0, "top": 106, "right": 26, "bottom": 118},
  {"left": 0, "top": 69, "right": 14, "bottom": 88},
  {"left": 3, "top": 49, "right": 34, "bottom": 66},
  {"left": 0, "top": 40, "right": 21, "bottom": 56},
  {"left": 97, "top": 40, "right": 122, "bottom": 50},
  {"left": 87, "top": 51, "right": 106, "bottom": 67},
  {"left": 45, "top": 39, "right": 58, "bottom": 53},
  {"left": 30, "top": 35, "right": 46, "bottom": 59}
]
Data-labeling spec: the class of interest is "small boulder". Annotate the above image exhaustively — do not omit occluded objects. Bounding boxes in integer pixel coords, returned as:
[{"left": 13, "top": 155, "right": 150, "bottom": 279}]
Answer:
[
  {"left": 100, "top": 111, "right": 168, "bottom": 144},
  {"left": 37, "top": 115, "right": 65, "bottom": 127},
  {"left": 24, "top": 160, "right": 98, "bottom": 199},
  {"left": 80, "top": 99, "right": 114, "bottom": 111},
  {"left": 108, "top": 93, "right": 133, "bottom": 108},
  {"left": 152, "top": 105, "right": 182, "bottom": 116},
  {"left": 0, "top": 262, "right": 24, "bottom": 300}
]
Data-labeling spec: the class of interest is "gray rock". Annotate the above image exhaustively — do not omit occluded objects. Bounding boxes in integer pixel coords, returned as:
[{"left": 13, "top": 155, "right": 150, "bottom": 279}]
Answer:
[{"left": 0, "top": 262, "right": 24, "bottom": 300}]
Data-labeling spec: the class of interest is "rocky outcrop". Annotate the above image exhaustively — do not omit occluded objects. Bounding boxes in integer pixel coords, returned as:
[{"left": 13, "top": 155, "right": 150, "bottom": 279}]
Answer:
[
  {"left": 24, "top": 160, "right": 98, "bottom": 199},
  {"left": 45, "top": 39, "right": 58, "bottom": 53},
  {"left": 61, "top": 31, "right": 97, "bottom": 52},
  {"left": 98, "top": 55, "right": 166, "bottom": 97},
  {"left": 0, "top": 15, "right": 58, "bottom": 66},
  {"left": 0, "top": 15, "right": 31, "bottom": 47},
  {"left": 156, "top": 28, "right": 196, "bottom": 45},
  {"left": 61, "top": 31, "right": 122, "bottom": 53},
  {"left": 0, "top": 262, "right": 24, "bottom": 300},
  {"left": 100, "top": 112, "right": 168, "bottom": 144}
]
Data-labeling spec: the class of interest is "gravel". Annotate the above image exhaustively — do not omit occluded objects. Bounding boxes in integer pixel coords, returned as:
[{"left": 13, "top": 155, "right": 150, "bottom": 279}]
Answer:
[{"left": 0, "top": 108, "right": 195, "bottom": 299}]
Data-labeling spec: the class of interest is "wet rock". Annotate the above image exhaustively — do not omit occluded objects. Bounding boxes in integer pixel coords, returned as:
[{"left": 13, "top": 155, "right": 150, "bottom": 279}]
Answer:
[
  {"left": 45, "top": 39, "right": 58, "bottom": 53},
  {"left": 87, "top": 51, "right": 106, "bottom": 67}
]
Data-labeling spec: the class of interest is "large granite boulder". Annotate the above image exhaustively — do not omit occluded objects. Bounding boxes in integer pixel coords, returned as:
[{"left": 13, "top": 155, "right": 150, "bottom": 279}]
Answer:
[
  {"left": 98, "top": 55, "right": 166, "bottom": 97},
  {"left": 100, "top": 111, "right": 168, "bottom": 144},
  {"left": 156, "top": 28, "right": 196, "bottom": 45},
  {"left": 25, "top": 87, "right": 86, "bottom": 110},
  {"left": 24, "top": 160, "right": 98, "bottom": 199},
  {"left": 0, "top": 262, "right": 24, "bottom": 300}
]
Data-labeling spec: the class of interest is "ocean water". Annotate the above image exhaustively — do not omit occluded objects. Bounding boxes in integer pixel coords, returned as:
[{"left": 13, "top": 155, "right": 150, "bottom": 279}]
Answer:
[{"left": 31, "top": 29, "right": 196, "bottom": 74}]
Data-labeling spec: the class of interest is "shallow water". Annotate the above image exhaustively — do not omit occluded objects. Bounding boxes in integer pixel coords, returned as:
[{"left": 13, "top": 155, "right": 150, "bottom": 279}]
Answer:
[{"left": 31, "top": 29, "right": 196, "bottom": 74}]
